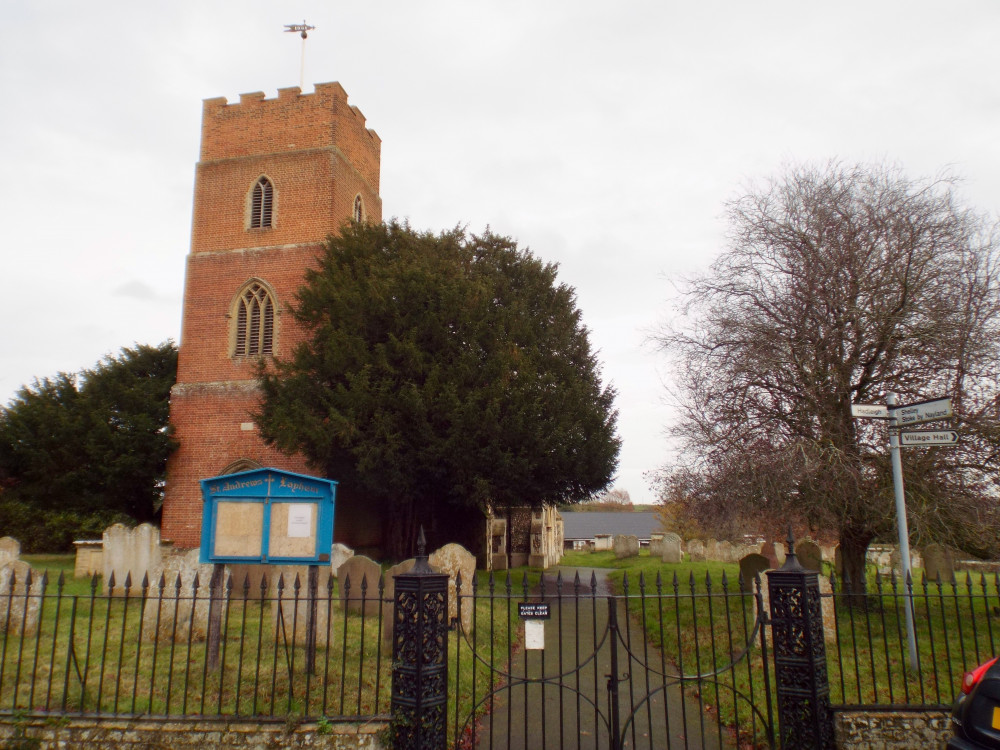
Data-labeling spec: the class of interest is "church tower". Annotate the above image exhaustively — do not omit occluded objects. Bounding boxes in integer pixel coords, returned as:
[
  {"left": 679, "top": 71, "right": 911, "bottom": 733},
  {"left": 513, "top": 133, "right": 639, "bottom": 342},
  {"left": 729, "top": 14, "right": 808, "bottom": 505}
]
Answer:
[{"left": 161, "top": 83, "right": 382, "bottom": 548}]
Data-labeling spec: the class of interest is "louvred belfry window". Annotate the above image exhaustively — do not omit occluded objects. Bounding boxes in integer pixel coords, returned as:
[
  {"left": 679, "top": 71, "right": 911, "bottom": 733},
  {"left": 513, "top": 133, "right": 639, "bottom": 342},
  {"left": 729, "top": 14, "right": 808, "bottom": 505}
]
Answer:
[
  {"left": 234, "top": 283, "right": 274, "bottom": 357},
  {"left": 250, "top": 177, "right": 274, "bottom": 228}
]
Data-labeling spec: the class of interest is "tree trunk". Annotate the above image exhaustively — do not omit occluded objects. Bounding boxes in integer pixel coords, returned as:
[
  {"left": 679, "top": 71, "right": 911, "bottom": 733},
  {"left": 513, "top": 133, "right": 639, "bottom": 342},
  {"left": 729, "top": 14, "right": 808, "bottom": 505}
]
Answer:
[
  {"left": 838, "top": 528, "right": 873, "bottom": 609},
  {"left": 384, "top": 498, "right": 417, "bottom": 560}
]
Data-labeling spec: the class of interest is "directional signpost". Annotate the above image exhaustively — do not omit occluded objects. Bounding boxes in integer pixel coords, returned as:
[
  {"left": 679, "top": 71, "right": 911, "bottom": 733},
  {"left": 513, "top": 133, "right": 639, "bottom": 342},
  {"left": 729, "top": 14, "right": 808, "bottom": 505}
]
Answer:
[
  {"left": 900, "top": 430, "right": 959, "bottom": 447},
  {"left": 851, "top": 393, "right": 957, "bottom": 672}
]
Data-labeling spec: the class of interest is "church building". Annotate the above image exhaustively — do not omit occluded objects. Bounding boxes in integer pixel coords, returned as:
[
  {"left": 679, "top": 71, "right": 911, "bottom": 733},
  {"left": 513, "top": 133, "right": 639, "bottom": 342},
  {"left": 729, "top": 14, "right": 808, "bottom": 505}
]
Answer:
[{"left": 160, "top": 83, "right": 382, "bottom": 550}]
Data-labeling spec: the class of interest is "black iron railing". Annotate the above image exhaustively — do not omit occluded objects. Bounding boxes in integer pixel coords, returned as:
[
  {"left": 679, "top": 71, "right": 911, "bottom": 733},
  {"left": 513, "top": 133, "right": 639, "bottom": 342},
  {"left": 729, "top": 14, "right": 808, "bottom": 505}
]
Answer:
[{"left": 0, "top": 568, "right": 391, "bottom": 720}]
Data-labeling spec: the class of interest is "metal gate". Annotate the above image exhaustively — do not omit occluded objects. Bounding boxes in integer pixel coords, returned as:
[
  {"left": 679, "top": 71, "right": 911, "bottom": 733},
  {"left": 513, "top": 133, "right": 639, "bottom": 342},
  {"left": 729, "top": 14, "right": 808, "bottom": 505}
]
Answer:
[{"left": 448, "top": 569, "right": 775, "bottom": 750}]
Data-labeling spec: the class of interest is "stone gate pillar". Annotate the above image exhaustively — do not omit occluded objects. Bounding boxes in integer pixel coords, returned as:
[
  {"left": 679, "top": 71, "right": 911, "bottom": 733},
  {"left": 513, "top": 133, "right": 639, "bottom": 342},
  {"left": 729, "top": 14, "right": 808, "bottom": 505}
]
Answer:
[
  {"left": 391, "top": 527, "right": 449, "bottom": 749},
  {"left": 767, "top": 531, "right": 834, "bottom": 749}
]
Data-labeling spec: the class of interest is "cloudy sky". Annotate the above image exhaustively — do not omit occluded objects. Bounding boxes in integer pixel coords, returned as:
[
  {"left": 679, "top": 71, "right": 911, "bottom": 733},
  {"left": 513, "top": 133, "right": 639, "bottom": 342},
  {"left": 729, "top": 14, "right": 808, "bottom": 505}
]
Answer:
[{"left": 3, "top": 1, "right": 1000, "bottom": 504}]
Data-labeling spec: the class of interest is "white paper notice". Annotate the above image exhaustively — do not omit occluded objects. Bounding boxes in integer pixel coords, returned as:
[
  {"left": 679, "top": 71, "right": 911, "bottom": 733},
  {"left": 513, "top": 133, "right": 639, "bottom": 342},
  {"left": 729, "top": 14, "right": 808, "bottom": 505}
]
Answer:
[
  {"left": 287, "top": 504, "right": 312, "bottom": 538},
  {"left": 525, "top": 620, "right": 545, "bottom": 650}
]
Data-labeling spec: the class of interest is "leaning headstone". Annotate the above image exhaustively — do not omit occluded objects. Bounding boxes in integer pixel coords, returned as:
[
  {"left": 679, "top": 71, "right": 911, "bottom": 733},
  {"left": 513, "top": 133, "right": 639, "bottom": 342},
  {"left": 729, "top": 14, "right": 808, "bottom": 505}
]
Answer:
[
  {"left": 923, "top": 543, "right": 955, "bottom": 583},
  {"left": 142, "top": 549, "right": 223, "bottom": 643},
  {"left": 429, "top": 543, "right": 477, "bottom": 636},
  {"left": 687, "top": 539, "right": 706, "bottom": 562},
  {"left": 330, "top": 543, "right": 354, "bottom": 577},
  {"left": 103, "top": 523, "right": 162, "bottom": 595},
  {"left": 795, "top": 539, "right": 822, "bottom": 573},
  {"left": 661, "top": 533, "right": 683, "bottom": 564},
  {"left": 649, "top": 534, "right": 665, "bottom": 559},
  {"left": 613, "top": 535, "right": 639, "bottom": 559},
  {"left": 0, "top": 537, "right": 20, "bottom": 568},
  {"left": 0, "top": 561, "right": 43, "bottom": 636},
  {"left": 738, "top": 553, "right": 770, "bottom": 593},
  {"left": 338, "top": 555, "right": 382, "bottom": 616}
]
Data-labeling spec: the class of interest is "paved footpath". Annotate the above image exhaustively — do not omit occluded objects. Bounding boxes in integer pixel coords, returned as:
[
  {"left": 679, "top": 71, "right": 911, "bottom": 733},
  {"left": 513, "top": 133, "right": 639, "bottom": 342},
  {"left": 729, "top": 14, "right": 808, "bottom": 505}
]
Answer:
[{"left": 466, "top": 567, "right": 737, "bottom": 750}]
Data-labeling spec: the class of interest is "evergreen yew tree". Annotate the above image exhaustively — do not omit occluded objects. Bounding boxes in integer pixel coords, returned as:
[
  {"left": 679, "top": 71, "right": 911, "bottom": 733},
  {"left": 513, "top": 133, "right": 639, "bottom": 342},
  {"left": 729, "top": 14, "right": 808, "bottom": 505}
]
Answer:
[
  {"left": 0, "top": 342, "right": 177, "bottom": 550},
  {"left": 256, "top": 221, "right": 620, "bottom": 557}
]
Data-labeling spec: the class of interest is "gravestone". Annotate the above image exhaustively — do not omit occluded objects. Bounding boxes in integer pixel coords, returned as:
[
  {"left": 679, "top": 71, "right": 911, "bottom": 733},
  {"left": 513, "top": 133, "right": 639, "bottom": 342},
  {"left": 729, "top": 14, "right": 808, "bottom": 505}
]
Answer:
[
  {"left": 703, "top": 538, "right": 719, "bottom": 561},
  {"left": 0, "top": 537, "right": 20, "bottom": 568},
  {"left": 73, "top": 540, "right": 103, "bottom": 578},
  {"left": 272, "top": 565, "right": 336, "bottom": 644},
  {"left": 818, "top": 574, "right": 837, "bottom": 644},
  {"left": 337, "top": 555, "right": 382, "bottom": 616},
  {"left": 649, "top": 534, "right": 665, "bottom": 559},
  {"left": 430, "top": 543, "right": 477, "bottom": 636},
  {"left": 613, "top": 535, "right": 639, "bottom": 559},
  {"left": 103, "top": 523, "right": 162, "bottom": 595},
  {"left": 923, "top": 543, "right": 955, "bottom": 583},
  {"left": 687, "top": 539, "right": 706, "bottom": 562},
  {"left": 0, "top": 561, "right": 43, "bottom": 636},
  {"left": 330, "top": 543, "right": 354, "bottom": 577},
  {"left": 773, "top": 542, "right": 786, "bottom": 566},
  {"left": 738, "top": 553, "right": 770, "bottom": 593},
  {"left": 142, "top": 549, "right": 224, "bottom": 643},
  {"left": 795, "top": 539, "right": 822, "bottom": 572},
  {"left": 661, "top": 533, "right": 683, "bottom": 564},
  {"left": 716, "top": 540, "right": 736, "bottom": 563},
  {"left": 381, "top": 558, "right": 416, "bottom": 648},
  {"left": 760, "top": 541, "right": 781, "bottom": 569}
]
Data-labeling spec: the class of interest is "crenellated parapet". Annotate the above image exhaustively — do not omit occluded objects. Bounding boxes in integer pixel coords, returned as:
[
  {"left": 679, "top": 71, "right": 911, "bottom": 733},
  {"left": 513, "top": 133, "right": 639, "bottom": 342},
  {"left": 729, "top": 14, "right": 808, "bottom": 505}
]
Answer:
[{"left": 200, "top": 82, "right": 381, "bottom": 193}]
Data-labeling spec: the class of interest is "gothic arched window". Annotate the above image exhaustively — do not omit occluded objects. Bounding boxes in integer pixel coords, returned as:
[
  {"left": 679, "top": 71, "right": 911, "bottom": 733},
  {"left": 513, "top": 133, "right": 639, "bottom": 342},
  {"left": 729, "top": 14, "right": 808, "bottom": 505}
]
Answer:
[
  {"left": 250, "top": 177, "right": 274, "bottom": 229},
  {"left": 353, "top": 194, "right": 364, "bottom": 222},
  {"left": 233, "top": 282, "right": 275, "bottom": 357}
]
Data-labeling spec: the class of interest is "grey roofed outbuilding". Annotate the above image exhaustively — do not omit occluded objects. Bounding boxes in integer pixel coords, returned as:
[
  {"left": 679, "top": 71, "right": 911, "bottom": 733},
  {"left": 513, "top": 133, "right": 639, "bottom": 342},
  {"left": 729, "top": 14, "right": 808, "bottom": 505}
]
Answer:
[{"left": 561, "top": 512, "right": 661, "bottom": 542}]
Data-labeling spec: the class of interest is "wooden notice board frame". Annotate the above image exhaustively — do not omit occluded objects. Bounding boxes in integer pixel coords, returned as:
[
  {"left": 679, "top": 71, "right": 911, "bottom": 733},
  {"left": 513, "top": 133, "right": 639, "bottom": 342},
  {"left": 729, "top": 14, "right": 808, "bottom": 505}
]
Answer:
[{"left": 199, "top": 468, "right": 336, "bottom": 564}]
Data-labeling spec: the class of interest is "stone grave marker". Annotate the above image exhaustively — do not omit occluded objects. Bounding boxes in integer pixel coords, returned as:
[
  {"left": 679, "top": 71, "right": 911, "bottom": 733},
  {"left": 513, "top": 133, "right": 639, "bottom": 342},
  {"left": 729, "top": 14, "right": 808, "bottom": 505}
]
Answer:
[
  {"left": 703, "top": 538, "right": 719, "bottom": 561},
  {"left": 103, "top": 523, "right": 162, "bottom": 595},
  {"left": 613, "top": 535, "right": 639, "bottom": 559},
  {"left": 738, "top": 553, "right": 770, "bottom": 593},
  {"left": 687, "top": 539, "right": 706, "bottom": 562},
  {"left": 923, "top": 543, "right": 955, "bottom": 583},
  {"left": 330, "top": 543, "right": 354, "bottom": 577},
  {"left": 795, "top": 539, "right": 822, "bottom": 572},
  {"left": 0, "top": 537, "right": 20, "bottom": 568},
  {"left": 716, "top": 540, "right": 737, "bottom": 563},
  {"left": 142, "top": 549, "right": 223, "bottom": 643},
  {"left": 337, "top": 555, "right": 382, "bottom": 616},
  {"left": 760, "top": 541, "right": 781, "bottom": 569},
  {"left": 429, "top": 543, "right": 477, "bottom": 636},
  {"left": 0, "top": 561, "right": 43, "bottom": 636},
  {"left": 649, "top": 534, "right": 665, "bottom": 559},
  {"left": 661, "top": 533, "right": 683, "bottom": 564}
]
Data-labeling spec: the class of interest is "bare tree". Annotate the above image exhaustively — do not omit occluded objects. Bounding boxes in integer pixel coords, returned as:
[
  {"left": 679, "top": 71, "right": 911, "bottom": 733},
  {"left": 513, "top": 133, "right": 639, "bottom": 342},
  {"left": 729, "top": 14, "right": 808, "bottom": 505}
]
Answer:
[{"left": 656, "top": 162, "right": 1000, "bottom": 591}]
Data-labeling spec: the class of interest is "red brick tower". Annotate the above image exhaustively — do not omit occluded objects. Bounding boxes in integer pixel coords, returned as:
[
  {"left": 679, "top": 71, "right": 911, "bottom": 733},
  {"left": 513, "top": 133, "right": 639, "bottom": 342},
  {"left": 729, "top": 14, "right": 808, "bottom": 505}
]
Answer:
[{"left": 161, "top": 83, "right": 382, "bottom": 548}]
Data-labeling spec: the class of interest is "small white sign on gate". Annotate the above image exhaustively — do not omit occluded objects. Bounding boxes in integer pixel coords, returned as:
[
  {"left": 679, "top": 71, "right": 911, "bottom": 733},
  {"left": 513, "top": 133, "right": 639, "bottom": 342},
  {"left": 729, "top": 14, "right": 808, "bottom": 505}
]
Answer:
[{"left": 525, "top": 620, "right": 545, "bottom": 650}]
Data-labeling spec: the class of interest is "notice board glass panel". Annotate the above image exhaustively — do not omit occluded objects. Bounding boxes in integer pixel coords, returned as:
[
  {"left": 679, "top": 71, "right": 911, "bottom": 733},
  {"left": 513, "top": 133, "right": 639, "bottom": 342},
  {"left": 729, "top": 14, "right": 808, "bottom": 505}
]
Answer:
[
  {"left": 268, "top": 502, "right": 317, "bottom": 558},
  {"left": 214, "top": 501, "right": 264, "bottom": 558}
]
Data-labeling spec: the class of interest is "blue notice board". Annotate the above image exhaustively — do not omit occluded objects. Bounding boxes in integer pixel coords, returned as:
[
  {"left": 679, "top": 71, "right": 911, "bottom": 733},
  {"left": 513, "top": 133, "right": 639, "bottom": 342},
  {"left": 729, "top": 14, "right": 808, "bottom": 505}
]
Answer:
[{"left": 199, "top": 468, "right": 336, "bottom": 564}]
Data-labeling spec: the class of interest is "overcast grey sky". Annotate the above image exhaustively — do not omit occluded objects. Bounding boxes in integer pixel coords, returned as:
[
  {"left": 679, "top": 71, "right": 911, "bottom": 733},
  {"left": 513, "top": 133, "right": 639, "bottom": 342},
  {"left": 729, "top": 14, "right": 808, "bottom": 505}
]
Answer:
[{"left": 3, "top": 1, "right": 1000, "bottom": 504}]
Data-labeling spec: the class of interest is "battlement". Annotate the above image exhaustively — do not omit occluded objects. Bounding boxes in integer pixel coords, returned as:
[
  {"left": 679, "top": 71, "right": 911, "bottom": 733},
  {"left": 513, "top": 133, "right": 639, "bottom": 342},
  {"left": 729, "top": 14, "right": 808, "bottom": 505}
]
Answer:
[{"left": 199, "top": 82, "right": 381, "bottom": 191}]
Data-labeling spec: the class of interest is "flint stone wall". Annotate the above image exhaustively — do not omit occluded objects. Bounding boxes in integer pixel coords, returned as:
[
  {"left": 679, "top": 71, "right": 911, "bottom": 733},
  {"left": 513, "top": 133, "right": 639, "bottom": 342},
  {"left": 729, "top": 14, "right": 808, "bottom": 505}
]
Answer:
[
  {"left": 833, "top": 709, "right": 950, "bottom": 749},
  {"left": 0, "top": 716, "right": 388, "bottom": 749}
]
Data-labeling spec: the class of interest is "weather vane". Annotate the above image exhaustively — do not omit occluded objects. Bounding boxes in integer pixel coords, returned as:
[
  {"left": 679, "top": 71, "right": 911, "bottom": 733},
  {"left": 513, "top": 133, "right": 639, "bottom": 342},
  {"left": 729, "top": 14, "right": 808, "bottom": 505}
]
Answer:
[{"left": 284, "top": 21, "right": 315, "bottom": 89}]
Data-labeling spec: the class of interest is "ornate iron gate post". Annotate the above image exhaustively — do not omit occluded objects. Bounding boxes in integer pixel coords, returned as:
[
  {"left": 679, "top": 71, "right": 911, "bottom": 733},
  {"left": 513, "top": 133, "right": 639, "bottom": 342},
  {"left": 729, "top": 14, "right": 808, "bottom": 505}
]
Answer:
[
  {"left": 767, "top": 532, "right": 834, "bottom": 749},
  {"left": 391, "top": 528, "right": 449, "bottom": 749}
]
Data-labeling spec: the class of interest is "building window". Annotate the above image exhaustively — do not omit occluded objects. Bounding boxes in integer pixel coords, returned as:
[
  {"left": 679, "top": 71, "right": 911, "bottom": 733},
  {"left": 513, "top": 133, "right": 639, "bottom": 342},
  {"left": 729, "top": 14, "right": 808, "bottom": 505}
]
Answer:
[
  {"left": 234, "top": 282, "right": 275, "bottom": 357},
  {"left": 353, "top": 194, "right": 364, "bottom": 222},
  {"left": 250, "top": 177, "right": 274, "bottom": 229}
]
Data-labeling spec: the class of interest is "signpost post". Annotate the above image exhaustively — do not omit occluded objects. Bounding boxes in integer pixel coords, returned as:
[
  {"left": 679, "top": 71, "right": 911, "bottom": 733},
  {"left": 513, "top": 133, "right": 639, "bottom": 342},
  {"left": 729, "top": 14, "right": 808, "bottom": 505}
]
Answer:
[
  {"left": 851, "top": 394, "right": 955, "bottom": 672},
  {"left": 886, "top": 393, "right": 919, "bottom": 671}
]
